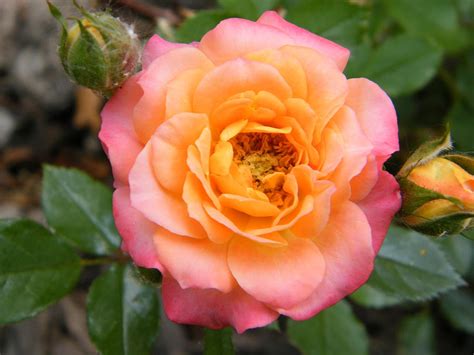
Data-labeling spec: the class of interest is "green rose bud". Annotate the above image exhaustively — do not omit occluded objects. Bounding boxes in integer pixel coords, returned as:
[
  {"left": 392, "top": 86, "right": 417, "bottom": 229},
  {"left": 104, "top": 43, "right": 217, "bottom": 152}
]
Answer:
[{"left": 48, "top": 1, "right": 140, "bottom": 97}]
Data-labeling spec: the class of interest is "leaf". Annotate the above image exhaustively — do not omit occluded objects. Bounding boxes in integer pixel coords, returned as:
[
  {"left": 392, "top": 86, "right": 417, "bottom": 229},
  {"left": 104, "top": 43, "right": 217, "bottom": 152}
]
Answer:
[
  {"left": 365, "top": 226, "right": 465, "bottom": 303},
  {"left": 42, "top": 165, "right": 120, "bottom": 255},
  {"left": 351, "top": 283, "right": 401, "bottom": 309},
  {"left": 449, "top": 102, "right": 474, "bottom": 151},
  {"left": 397, "top": 312, "right": 435, "bottom": 355},
  {"left": 0, "top": 219, "right": 81, "bottom": 324},
  {"left": 204, "top": 328, "right": 235, "bottom": 355},
  {"left": 175, "top": 10, "right": 231, "bottom": 43},
  {"left": 287, "top": 300, "right": 369, "bottom": 355},
  {"left": 362, "top": 34, "right": 443, "bottom": 97},
  {"left": 436, "top": 235, "right": 473, "bottom": 276},
  {"left": 218, "top": 0, "right": 279, "bottom": 20},
  {"left": 382, "top": 0, "right": 469, "bottom": 52},
  {"left": 87, "top": 264, "right": 160, "bottom": 355},
  {"left": 284, "top": 0, "right": 367, "bottom": 46},
  {"left": 439, "top": 289, "right": 474, "bottom": 334}
]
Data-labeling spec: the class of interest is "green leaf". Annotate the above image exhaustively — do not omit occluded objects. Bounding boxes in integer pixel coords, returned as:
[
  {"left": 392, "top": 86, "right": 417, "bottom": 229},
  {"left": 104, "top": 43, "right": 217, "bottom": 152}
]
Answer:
[
  {"left": 436, "top": 235, "right": 473, "bottom": 276},
  {"left": 361, "top": 34, "right": 443, "bottom": 97},
  {"left": 175, "top": 10, "right": 231, "bottom": 43},
  {"left": 450, "top": 102, "right": 474, "bottom": 151},
  {"left": 204, "top": 328, "right": 235, "bottom": 355},
  {"left": 365, "top": 226, "right": 465, "bottom": 303},
  {"left": 42, "top": 165, "right": 120, "bottom": 255},
  {"left": 397, "top": 312, "right": 435, "bottom": 355},
  {"left": 284, "top": 0, "right": 367, "bottom": 46},
  {"left": 218, "top": 0, "right": 279, "bottom": 19},
  {"left": 351, "top": 283, "right": 401, "bottom": 308},
  {"left": 439, "top": 289, "right": 474, "bottom": 334},
  {"left": 87, "top": 264, "right": 160, "bottom": 355},
  {"left": 287, "top": 300, "right": 369, "bottom": 355},
  {"left": 344, "top": 42, "right": 372, "bottom": 78},
  {"left": 0, "top": 219, "right": 81, "bottom": 324},
  {"left": 382, "top": 0, "right": 469, "bottom": 52}
]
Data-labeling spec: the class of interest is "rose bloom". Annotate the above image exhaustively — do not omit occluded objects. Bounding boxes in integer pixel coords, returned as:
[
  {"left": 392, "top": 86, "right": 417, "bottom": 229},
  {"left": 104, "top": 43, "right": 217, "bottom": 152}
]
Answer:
[{"left": 99, "top": 11, "right": 401, "bottom": 332}]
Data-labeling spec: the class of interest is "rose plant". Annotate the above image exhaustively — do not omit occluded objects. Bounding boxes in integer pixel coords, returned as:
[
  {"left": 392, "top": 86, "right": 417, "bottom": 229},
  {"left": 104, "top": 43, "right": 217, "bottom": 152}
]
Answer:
[
  {"left": 1, "top": 1, "right": 473, "bottom": 354},
  {"left": 99, "top": 11, "right": 401, "bottom": 331}
]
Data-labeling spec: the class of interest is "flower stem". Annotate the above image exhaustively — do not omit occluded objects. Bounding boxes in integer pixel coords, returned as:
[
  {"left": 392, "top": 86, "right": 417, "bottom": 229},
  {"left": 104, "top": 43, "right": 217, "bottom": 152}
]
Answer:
[{"left": 80, "top": 254, "right": 130, "bottom": 266}]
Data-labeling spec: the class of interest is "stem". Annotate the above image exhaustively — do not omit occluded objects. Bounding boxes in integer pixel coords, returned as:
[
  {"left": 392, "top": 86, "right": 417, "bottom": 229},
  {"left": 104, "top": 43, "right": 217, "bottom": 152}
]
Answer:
[{"left": 80, "top": 254, "right": 130, "bottom": 266}]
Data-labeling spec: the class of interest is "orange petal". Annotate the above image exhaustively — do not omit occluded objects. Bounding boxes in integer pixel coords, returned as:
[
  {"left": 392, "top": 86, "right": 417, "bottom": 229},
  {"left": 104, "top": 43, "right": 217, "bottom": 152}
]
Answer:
[
  {"left": 199, "top": 17, "right": 293, "bottom": 64},
  {"left": 193, "top": 58, "right": 292, "bottom": 115},
  {"left": 165, "top": 69, "right": 205, "bottom": 119},
  {"left": 203, "top": 203, "right": 288, "bottom": 245},
  {"left": 210, "top": 141, "right": 234, "bottom": 176},
  {"left": 350, "top": 155, "right": 379, "bottom": 202},
  {"left": 129, "top": 142, "right": 206, "bottom": 238},
  {"left": 182, "top": 173, "right": 234, "bottom": 244},
  {"left": 280, "top": 45, "right": 348, "bottom": 141},
  {"left": 247, "top": 49, "right": 308, "bottom": 98},
  {"left": 281, "top": 202, "right": 373, "bottom": 319},
  {"left": 134, "top": 47, "right": 213, "bottom": 143},
  {"left": 219, "top": 194, "right": 281, "bottom": 217},
  {"left": 220, "top": 119, "right": 248, "bottom": 141},
  {"left": 242, "top": 122, "right": 292, "bottom": 134},
  {"left": 151, "top": 112, "right": 208, "bottom": 193},
  {"left": 228, "top": 234, "right": 326, "bottom": 309},
  {"left": 154, "top": 227, "right": 236, "bottom": 292}
]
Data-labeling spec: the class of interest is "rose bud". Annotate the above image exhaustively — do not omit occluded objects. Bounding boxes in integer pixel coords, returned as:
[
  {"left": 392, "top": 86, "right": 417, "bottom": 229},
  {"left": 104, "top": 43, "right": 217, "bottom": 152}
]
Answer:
[
  {"left": 398, "top": 132, "right": 474, "bottom": 237},
  {"left": 47, "top": 1, "right": 140, "bottom": 97}
]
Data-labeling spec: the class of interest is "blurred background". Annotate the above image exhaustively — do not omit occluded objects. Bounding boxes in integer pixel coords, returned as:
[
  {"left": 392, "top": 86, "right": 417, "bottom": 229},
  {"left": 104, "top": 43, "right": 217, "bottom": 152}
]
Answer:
[{"left": 0, "top": 0, "right": 473, "bottom": 354}]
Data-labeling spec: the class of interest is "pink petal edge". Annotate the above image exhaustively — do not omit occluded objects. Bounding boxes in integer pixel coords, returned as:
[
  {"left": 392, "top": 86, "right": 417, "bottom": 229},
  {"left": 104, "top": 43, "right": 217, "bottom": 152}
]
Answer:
[
  {"left": 162, "top": 277, "right": 279, "bottom": 333},
  {"left": 257, "top": 11, "right": 350, "bottom": 71}
]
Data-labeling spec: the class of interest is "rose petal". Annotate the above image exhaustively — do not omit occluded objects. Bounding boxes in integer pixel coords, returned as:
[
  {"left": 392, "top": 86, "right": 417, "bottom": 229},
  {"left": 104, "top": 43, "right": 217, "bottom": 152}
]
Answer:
[
  {"left": 165, "top": 69, "right": 206, "bottom": 119},
  {"left": 134, "top": 47, "right": 213, "bottom": 143},
  {"left": 228, "top": 235, "right": 326, "bottom": 309},
  {"left": 246, "top": 49, "right": 308, "bottom": 98},
  {"left": 183, "top": 173, "right": 234, "bottom": 244},
  {"left": 350, "top": 155, "right": 379, "bottom": 202},
  {"left": 280, "top": 46, "right": 348, "bottom": 135},
  {"left": 199, "top": 18, "right": 294, "bottom": 64},
  {"left": 281, "top": 201, "right": 374, "bottom": 319},
  {"left": 129, "top": 142, "right": 207, "bottom": 238},
  {"left": 142, "top": 35, "right": 190, "bottom": 69},
  {"left": 151, "top": 112, "right": 208, "bottom": 193},
  {"left": 162, "top": 277, "right": 279, "bottom": 333},
  {"left": 358, "top": 170, "right": 401, "bottom": 253},
  {"left": 113, "top": 187, "right": 162, "bottom": 270},
  {"left": 99, "top": 74, "right": 143, "bottom": 186},
  {"left": 193, "top": 58, "right": 292, "bottom": 115},
  {"left": 257, "top": 11, "right": 350, "bottom": 71},
  {"left": 154, "top": 227, "right": 235, "bottom": 292},
  {"left": 345, "top": 78, "right": 399, "bottom": 161}
]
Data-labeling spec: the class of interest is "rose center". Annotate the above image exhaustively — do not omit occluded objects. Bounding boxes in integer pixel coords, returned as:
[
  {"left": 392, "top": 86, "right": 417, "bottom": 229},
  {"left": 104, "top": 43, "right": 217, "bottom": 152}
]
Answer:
[{"left": 230, "top": 132, "right": 298, "bottom": 207}]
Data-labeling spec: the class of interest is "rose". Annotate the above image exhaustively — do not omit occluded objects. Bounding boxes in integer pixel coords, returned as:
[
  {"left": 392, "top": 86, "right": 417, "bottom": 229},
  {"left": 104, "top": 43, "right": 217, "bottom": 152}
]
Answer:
[
  {"left": 400, "top": 155, "right": 474, "bottom": 236},
  {"left": 99, "top": 11, "right": 401, "bottom": 332}
]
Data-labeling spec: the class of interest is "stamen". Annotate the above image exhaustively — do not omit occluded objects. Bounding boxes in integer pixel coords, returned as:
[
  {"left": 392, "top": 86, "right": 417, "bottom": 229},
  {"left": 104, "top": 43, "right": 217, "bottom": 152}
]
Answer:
[{"left": 230, "top": 132, "right": 297, "bottom": 208}]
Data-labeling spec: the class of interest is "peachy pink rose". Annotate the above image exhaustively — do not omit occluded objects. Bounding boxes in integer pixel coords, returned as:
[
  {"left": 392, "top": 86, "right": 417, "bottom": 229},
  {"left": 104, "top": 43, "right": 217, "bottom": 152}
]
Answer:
[{"left": 99, "top": 11, "right": 401, "bottom": 332}]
